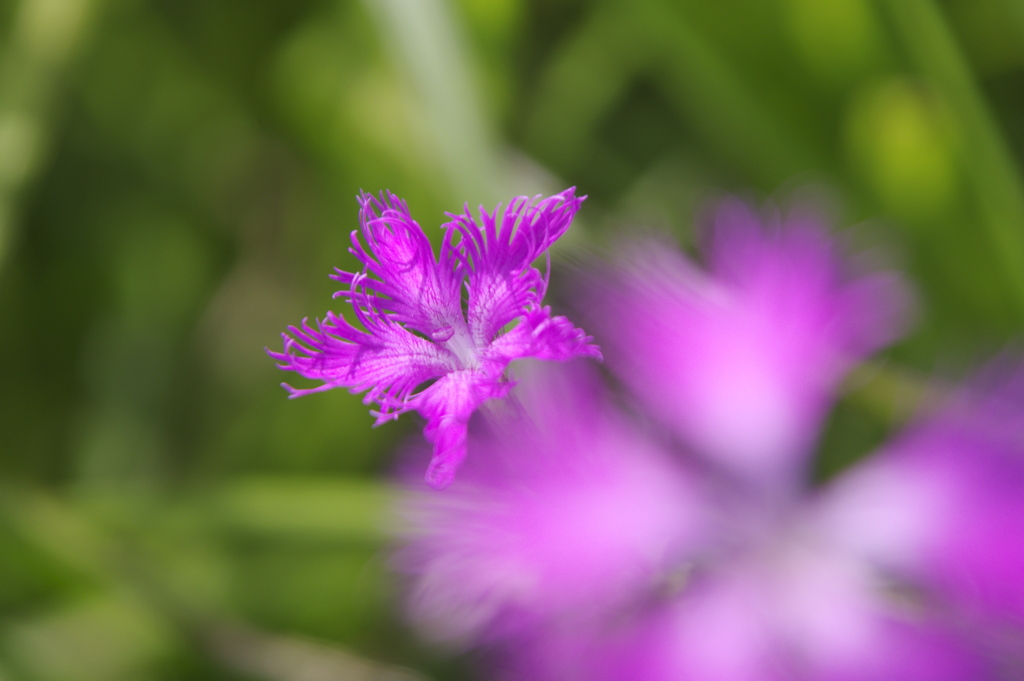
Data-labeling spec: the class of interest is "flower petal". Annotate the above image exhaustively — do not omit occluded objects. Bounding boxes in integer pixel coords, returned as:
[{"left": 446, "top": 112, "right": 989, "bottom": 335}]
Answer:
[
  {"left": 482, "top": 306, "right": 601, "bottom": 368},
  {"left": 268, "top": 305, "right": 454, "bottom": 421},
  {"left": 333, "top": 191, "right": 464, "bottom": 341},
  {"left": 446, "top": 188, "right": 585, "bottom": 346},
  {"left": 826, "top": 364, "right": 1024, "bottom": 628},
  {"left": 415, "top": 369, "right": 512, "bottom": 489},
  {"left": 585, "top": 201, "right": 909, "bottom": 482}
]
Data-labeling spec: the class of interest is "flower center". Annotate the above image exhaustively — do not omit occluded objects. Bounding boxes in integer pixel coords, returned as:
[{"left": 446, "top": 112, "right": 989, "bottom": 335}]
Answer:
[{"left": 442, "top": 323, "right": 481, "bottom": 369}]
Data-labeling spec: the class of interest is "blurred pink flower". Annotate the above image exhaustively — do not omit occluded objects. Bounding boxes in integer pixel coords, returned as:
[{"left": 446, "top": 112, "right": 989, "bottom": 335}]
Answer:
[{"left": 394, "top": 198, "right": 1024, "bottom": 680}]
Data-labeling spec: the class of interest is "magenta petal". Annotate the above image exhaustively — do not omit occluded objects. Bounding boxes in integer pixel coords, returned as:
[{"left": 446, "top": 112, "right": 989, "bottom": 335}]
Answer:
[
  {"left": 482, "top": 306, "right": 601, "bottom": 368},
  {"left": 587, "top": 202, "right": 909, "bottom": 480},
  {"left": 414, "top": 370, "right": 511, "bottom": 489},
  {"left": 499, "top": 188, "right": 584, "bottom": 264},
  {"left": 447, "top": 188, "right": 585, "bottom": 346},
  {"left": 335, "top": 191, "right": 463, "bottom": 340},
  {"left": 811, "top": 366, "right": 1024, "bottom": 676},
  {"left": 422, "top": 415, "right": 468, "bottom": 489},
  {"left": 268, "top": 309, "right": 453, "bottom": 420},
  {"left": 847, "top": 367, "right": 1024, "bottom": 627}
]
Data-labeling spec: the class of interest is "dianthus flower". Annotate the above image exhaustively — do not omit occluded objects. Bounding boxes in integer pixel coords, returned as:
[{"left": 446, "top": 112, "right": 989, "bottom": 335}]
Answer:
[
  {"left": 269, "top": 189, "right": 599, "bottom": 488},
  {"left": 394, "top": 200, "right": 1024, "bottom": 680}
]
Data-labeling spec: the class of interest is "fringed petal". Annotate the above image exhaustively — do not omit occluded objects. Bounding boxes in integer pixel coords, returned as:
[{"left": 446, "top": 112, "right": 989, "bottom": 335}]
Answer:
[
  {"left": 483, "top": 306, "right": 601, "bottom": 368},
  {"left": 267, "top": 306, "right": 455, "bottom": 422},
  {"left": 446, "top": 188, "right": 585, "bottom": 346},
  {"left": 332, "top": 190, "right": 464, "bottom": 341},
  {"left": 414, "top": 370, "right": 513, "bottom": 489}
]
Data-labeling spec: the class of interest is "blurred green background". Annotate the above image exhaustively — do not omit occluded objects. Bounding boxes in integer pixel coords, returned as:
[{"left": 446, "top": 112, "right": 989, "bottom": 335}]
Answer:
[{"left": 2, "top": 0, "right": 1024, "bottom": 678}]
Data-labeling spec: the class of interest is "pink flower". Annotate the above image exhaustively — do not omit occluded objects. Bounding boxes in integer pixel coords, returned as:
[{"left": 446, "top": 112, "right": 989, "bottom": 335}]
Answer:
[
  {"left": 268, "top": 189, "right": 599, "bottom": 488},
  {"left": 394, "top": 198, "right": 1024, "bottom": 679}
]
